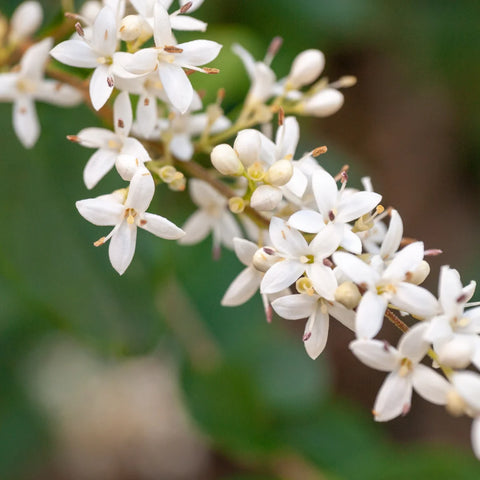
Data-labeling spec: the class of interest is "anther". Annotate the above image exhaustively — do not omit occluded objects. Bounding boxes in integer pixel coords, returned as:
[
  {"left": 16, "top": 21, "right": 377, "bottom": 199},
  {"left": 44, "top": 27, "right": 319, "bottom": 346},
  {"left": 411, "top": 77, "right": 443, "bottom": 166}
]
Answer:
[
  {"left": 66, "top": 135, "right": 79, "bottom": 143},
  {"left": 303, "top": 332, "right": 312, "bottom": 342},
  {"left": 164, "top": 45, "right": 183, "bottom": 54},
  {"left": 312, "top": 146, "right": 328, "bottom": 157},
  {"left": 328, "top": 210, "right": 335, "bottom": 221},
  {"left": 75, "top": 22, "right": 85, "bottom": 37},
  {"left": 265, "top": 36, "right": 283, "bottom": 65},
  {"left": 278, "top": 107, "right": 285, "bottom": 126},
  {"left": 180, "top": 1, "right": 192, "bottom": 13},
  {"left": 203, "top": 67, "right": 220, "bottom": 74},
  {"left": 334, "top": 164, "right": 349, "bottom": 182},
  {"left": 94, "top": 237, "right": 106, "bottom": 247},
  {"left": 323, "top": 258, "right": 333, "bottom": 268},
  {"left": 107, "top": 76, "right": 114, "bottom": 87},
  {"left": 117, "top": 119, "right": 124, "bottom": 128},
  {"left": 144, "top": 97, "right": 150, "bottom": 106}
]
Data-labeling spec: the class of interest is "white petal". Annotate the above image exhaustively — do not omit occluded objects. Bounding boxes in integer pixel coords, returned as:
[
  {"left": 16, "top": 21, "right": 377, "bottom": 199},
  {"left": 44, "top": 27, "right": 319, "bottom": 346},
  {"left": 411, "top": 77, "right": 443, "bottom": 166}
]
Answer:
[
  {"left": 233, "top": 238, "right": 257, "bottom": 266},
  {"left": 139, "top": 212, "right": 184, "bottom": 239},
  {"left": 83, "top": 149, "right": 117, "bottom": 188},
  {"left": 380, "top": 209, "right": 403, "bottom": 260},
  {"left": 391, "top": 282, "right": 439, "bottom": 318},
  {"left": 337, "top": 191, "right": 381, "bottom": 223},
  {"left": 179, "top": 0, "right": 204, "bottom": 12},
  {"left": 121, "top": 137, "right": 150, "bottom": 163},
  {"left": 232, "top": 43, "right": 256, "bottom": 78},
  {"left": 329, "top": 303, "right": 356, "bottom": 331},
  {"left": 260, "top": 260, "right": 305, "bottom": 294},
  {"left": 170, "top": 15, "right": 207, "bottom": 32},
  {"left": 125, "top": 169, "right": 154, "bottom": 212},
  {"left": 11, "top": 1, "right": 43, "bottom": 41},
  {"left": 20, "top": 37, "right": 52, "bottom": 80},
  {"left": 340, "top": 227, "right": 362, "bottom": 254},
  {"left": 175, "top": 40, "right": 222, "bottom": 67},
  {"left": 115, "top": 49, "right": 158, "bottom": 75},
  {"left": 383, "top": 241, "right": 424, "bottom": 282},
  {"left": 0, "top": 73, "right": 17, "bottom": 100},
  {"left": 92, "top": 6, "right": 117, "bottom": 55},
  {"left": 472, "top": 418, "right": 480, "bottom": 460},
  {"left": 453, "top": 371, "right": 480, "bottom": 411},
  {"left": 307, "top": 263, "right": 337, "bottom": 301},
  {"left": 90, "top": 65, "right": 114, "bottom": 110},
  {"left": 153, "top": 2, "right": 174, "bottom": 46},
  {"left": 424, "top": 315, "right": 453, "bottom": 344},
  {"left": 221, "top": 267, "right": 262, "bottom": 306},
  {"left": 411, "top": 364, "right": 449, "bottom": 405},
  {"left": 136, "top": 94, "right": 157, "bottom": 137},
  {"left": 398, "top": 322, "right": 430, "bottom": 363},
  {"left": 217, "top": 212, "right": 242, "bottom": 250},
  {"left": 250, "top": 185, "right": 282, "bottom": 211},
  {"left": 275, "top": 116, "right": 299, "bottom": 160},
  {"left": 189, "top": 178, "right": 225, "bottom": 208},
  {"left": 332, "top": 251, "right": 378, "bottom": 288},
  {"left": 35, "top": 80, "right": 83, "bottom": 106},
  {"left": 269, "top": 217, "right": 308, "bottom": 257},
  {"left": 114, "top": 91, "right": 132, "bottom": 136},
  {"left": 13, "top": 96, "right": 39, "bottom": 148},
  {"left": 170, "top": 133, "right": 194, "bottom": 160},
  {"left": 312, "top": 168, "right": 337, "bottom": 218},
  {"left": 349, "top": 339, "right": 398, "bottom": 371},
  {"left": 374, "top": 372, "right": 412, "bottom": 422},
  {"left": 76, "top": 197, "right": 124, "bottom": 226},
  {"left": 50, "top": 40, "right": 99, "bottom": 68},
  {"left": 309, "top": 223, "right": 342, "bottom": 258},
  {"left": 109, "top": 220, "right": 137, "bottom": 275},
  {"left": 283, "top": 165, "right": 307, "bottom": 198},
  {"left": 77, "top": 127, "right": 119, "bottom": 149},
  {"left": 304, "top": 308, "right": 329, "bottom": 359},
  {"left": 271, "top": 294, "right": 318, "bottom": 320},
  {"left": 158, "top": 63, "right": 193, "bottom": 114},
  {"left": 355, "top": 291, "right": 388, "bottom": 339},
  {"left": 287, "top": 210, "right": 323, "bottom": 234},
  {"left": 179, "top": 211, "right": 213, "bottom": 245}
]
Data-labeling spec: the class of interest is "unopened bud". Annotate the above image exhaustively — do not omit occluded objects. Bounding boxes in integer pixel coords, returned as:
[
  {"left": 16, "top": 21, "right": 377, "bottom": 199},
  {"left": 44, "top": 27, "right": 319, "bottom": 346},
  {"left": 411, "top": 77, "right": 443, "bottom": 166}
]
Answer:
[
  {"left": 406, "top": 260, "right": 430, "bottom": 285},
  {"left": 335, "top": 281, "right": 361, "bottom": 309},
  {"left": 119, "top": 15, "right": 145, "bottom": 42},
  {"left": 211, "top": 144, "right": 243, "bottom": 175},
  {"left": 115, "top": 154, "right": 141, "bottom": 181},
  {"left": 300, "top": 88, "right": 344, "bottom": 117},
  {"left": 250, "top": 185, "right": 282, "bottom": 211},
  {"left": 253, "top": 246, "right": 280, "bottom": 272},
  {"left": 296, "top": 277, "right": 315, "bottom": 295},
  {"left": 264, "top": 159, "right": 293, "bottom": 186},
  {"left": 287, "top": 49, "right": 325, "bottom": 89},
  {"left": 246, "top": 162, "right": 265, "bottom": 182},
  {"left": 169, "top": 175, "right": 186, "bottom": 191},
  {"left": 234, "top": 129, "right": 261, "bottom": 167},
  {"left": 436, "top": 339, "right": 474, "bottom": 370},
  {"left": 158, "top": 165, "right": 177, "bottom": 183},
  {"left": 228, "top": 196, "right": 245, "bottom": 214},
  {"left": 10, "top": 1, "right": 43, "bottom": 42}
]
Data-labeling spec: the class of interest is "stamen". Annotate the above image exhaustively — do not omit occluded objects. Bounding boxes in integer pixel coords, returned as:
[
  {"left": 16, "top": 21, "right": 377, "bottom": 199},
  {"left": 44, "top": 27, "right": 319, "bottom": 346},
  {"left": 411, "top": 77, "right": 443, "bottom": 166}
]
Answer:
[
  {"left": 93, "top": 237, "right": 106, "bottom": 247},
  {"left": 278, "top": 107, "right": 285, "bottom": 126},
  {"left": 66, "top": 135, "right": 79, "bottom": 143},
  {"left": 75, "top": 22, "right": 85, "bottom": 37},
  {"left": 107, "top": 76, "right": 114, "bottom": 87},
  {"left": 144, "top": 97, "right": 150, "bottom": 106},
  {"left": 203, "top": 67, "right": 220, "bottom": 74},
  {"left": 312, "top": 146, "right": 328, "bottom": 157},
  {"left": 117, "top": 119, "right": 124, "bottom": 129},
  {"left": 303, "top": 332, "right": 312, "bottom": 342},
  {"left": 264, "top": 36, "right": 283, "bottom": 66},
  {"left": 164, "top": 45, "right": 183, "bottom": 54},
  {"left": 334, "top": 164, "right": 349, "bottom": 182},
  {"left": 180, "top": 1, "right": 193, "bottom": 13},
  {"left": 424, "top": 249, "right": 443, "bottom": 257}
]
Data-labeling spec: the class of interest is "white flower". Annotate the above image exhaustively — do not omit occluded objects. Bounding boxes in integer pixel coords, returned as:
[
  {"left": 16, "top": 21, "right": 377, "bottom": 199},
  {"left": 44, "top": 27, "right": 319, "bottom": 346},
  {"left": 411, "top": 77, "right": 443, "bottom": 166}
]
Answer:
[
  {"left": 50, "top": 5, "right": 125, "bottom": 110},
  {"left": 9, "top": 1, "right": 43, "bottom": 43},
  {"left": 272, "top": 293, "right": 354, "bottom": 359},
  {"left": 179, "top": 179, "right": 242, "bottom": 254},
  {"left": 0, "top": 38, "right": 82, "bottom": 148},
  {"left": 70, "top": 91, "right": 150, "bottom": 188},
  {"left": 117, "top": 2, "right": 221, "bottom": 113},
  {"left": 260, "top": 217, "right": 341, "bottom": 299},
  {"left": 333, "top": 242, "right": 438, "bottom": 339},
  {"left": 288, "top": 168, "right": 382, "bottom": 254},
  {"left": 351, "top": 323, "right": 449, "bottom": 421},
  {"left": 76, "top": 168, "right": 184, "bottom": 274}
]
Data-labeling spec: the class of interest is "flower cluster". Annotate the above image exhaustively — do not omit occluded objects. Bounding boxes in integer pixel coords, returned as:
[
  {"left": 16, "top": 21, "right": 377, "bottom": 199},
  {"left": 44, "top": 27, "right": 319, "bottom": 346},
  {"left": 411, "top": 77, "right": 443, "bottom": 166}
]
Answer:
[{"left": 2, "top": 0, "right": 480, "bottom": 462}]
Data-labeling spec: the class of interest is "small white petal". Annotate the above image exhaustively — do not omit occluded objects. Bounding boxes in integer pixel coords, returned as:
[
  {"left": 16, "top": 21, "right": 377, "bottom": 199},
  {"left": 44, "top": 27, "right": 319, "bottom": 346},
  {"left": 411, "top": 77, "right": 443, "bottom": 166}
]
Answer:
[
  {"left": 114, "top": 91, "right": 132, "bottom": 136},
  {"left": 170, "top": 133, "right": 194, "bottom": 161},
  {"left": 175, "top": 40, "right": 222, "bottom": 67},
  {"left": 35, "top": 80, "right": 83, "bottom": 106},
  {"left": 453, "top": 371, "right": 480, "bottom": 411},
  {"left": 269, "top": 217, "right": 308, "bottom": 257},
  {"left": 250, "top": 185, "right": 282, "bottom": 211},
  {"left": 304, "top": 308, "right": 329, "bottom": 359},
  {"left": 109, "top": 220, "right": 137, "bottom": 275},
  {"left": 83, "top": 149, "right": 117, "bottom": 188},
  {"left": 233, "top": 238, "right": 257, "bottom": 267},
  {"left": 90, "top": 65, "right": 114, "bottom": 110},
  {"left": 77, "top": 127, "right": 120, "bottom": 149},
  {"left": 272, "top": 294, "right": 318, "bottom": 320},
  {"left": 337, "top": 191, "right": 381, "bottom": 224},
  {"left": 308, "top": 263, "right": 337, "bottom": 301},
  {"left": 472, "top": 417, "right": 480, "bottom": 460},
  {"left": 383, "top": 241, "right": 424, "bottom": 282},
  {"left": 275, "top": 116, "right": 299, "bottom": 160},
  {"left": 158, "top": 63, "right": 193, "bottom": 114},
  {"left": 20, "top": 37, "right": 52, "bottom": 79},
  {"left": 355, "top": 291, "right": 388, "bottom": 339},
  {"left": 92, "top": 6, "right": 117, "bottom": 55},
  {"left": 11, "top": 1, "right": 43, "bottom": 41},
  {"left": 287, "top": 210, "right": 323, "bottom": 234},
  {"left": 260, "top": 260, "right": 305, "bottom": 294},
  {"left": 136, "top": 94, "right": 157, "bottom": 137},
  {"left": 153, "top": 2, "right": 174, "bottom": 46},
  {"left": 412, "top": 364, "right": 449, "bottom": 405},
  {"left": 221, "top": 266, "right": 262, "bottom": 306},
  {"left": 398, "top": 322, "right": 430, "bottom": 362},
  {"left": 312, "top": 168, "right": 337, "bottom": 218},
  {"left": 76, "top": 197, "right": 124, "bottom": 226},
  {"left": 332, "top": 251, "right": 379, "bottom": 289},
  {"left": 179, "top": 211, "right": 213, "bottom": 245},
  {"left": 350, "top": 339, "right": 398, "bottom": 371},
  {"left": 380, "top": 209, "right": 403, "bottom": 260},
  {"left": 50, "top": 40, "right": 99, "bottom": 68},
  {"left": 374, "top": 372, "right": 412, "bottom": 422},
  {"left": 13, "top": 96, "right": 39, "bottom": 148},
  {"left": 139, "top": 212, "right": 184, "bottom": 239},
  {"left": 125, "top": 169, "right": 154, "bottom": 212},
  {"left": 115, "top": 49, "right": 158, "bottom": 75},
  {"left": 170, "top": 15, "right": 207, "bottom": 32},
  {"left": 391, "top": 282, "right": 439, "bottom": 318},
  {"left": 217, "top": 212, "right": 242, "bottom": 250}
]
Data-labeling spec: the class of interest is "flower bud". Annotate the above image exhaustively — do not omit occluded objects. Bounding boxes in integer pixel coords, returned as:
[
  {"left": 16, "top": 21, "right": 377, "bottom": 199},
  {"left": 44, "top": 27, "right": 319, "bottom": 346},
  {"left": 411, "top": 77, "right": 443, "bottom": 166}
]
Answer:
[
  {"left": 211, "top": 144, "right": 243, "bottom": 175},
  {"left": 300, "top": 88, "right": 344, "bottom": 117},
  {"left": 158, "top": 165, "right": 177, "bottom": 183},
  {"left": 79, "top": 1, "right": 102, "bottom": 23},
  {"left": 287, "top": 49, "right": 325, "bottom": 89},
  {"left": 253, "top": 246, "right": 280, "bottom": 272},
  {"left": 335, "top": 281, "right": 361, "bottom": 309},
  {"left": 234, "top": 129, "right": 261, "bottom": 167},
  {"left": 228, "top": 196, "right": 245, "bottom": 214},
  {"left": 250, "top": 185, "right": 282, "bottom": 211},
  {"left": 436, "top": 339, "right": 474, "bottom": 370},
  {"left": 169, "top": 175, "right": 186, "bottom": 191},
  {"left": 10, "top": 1, "right": 43, "bottom": 42},
  {"left": 264, "top": 159, "right": 294, "bottom": 186},
  {"left": 119, "top": 15, "right": 145, "bottom": 42}
]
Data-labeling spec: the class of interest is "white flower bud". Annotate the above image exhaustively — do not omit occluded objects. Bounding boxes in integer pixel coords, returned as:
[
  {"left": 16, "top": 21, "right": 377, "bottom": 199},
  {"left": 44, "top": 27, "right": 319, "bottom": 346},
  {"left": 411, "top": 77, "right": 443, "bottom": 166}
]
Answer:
[
  {"left": 287, "top": 49, "right": 325, "bottom": 89},
  {"left": 211, "top": 144, "right": 243, "bottom": 175},
  {"left": 79, "top": 1, "right": 102, "bottom": 23},
  {"left": 264, "top": 159, "right": 293, "bottom": 186},
  {"left": 335, "top": 281, "right": 361, "bottom": 309},
  {"left": 119, "top": 15, "right": 145, "bottom": 42},
  {"left": 407, "top": 260, "right": 430, "bottom": 285},
  {"left": 115, "top": 154, "right": 141, "bottom": 181},
  {"left": 10, "top": 1, "right": 43, "bottom": 42},
  {"left": 300, "top": 88, "right": 344, "bottom": 117},
  {"left": 234, "top": 129, "right": 261, "bottom": 167},
  {"left": 436, "top": 339, "right": 475, "bottom": 370},
  {"left": 250, "top": 185, "right": 282, "bottom": 211},
  {"left": 253, "top": 246, "right": 280, "bottom": 272}
]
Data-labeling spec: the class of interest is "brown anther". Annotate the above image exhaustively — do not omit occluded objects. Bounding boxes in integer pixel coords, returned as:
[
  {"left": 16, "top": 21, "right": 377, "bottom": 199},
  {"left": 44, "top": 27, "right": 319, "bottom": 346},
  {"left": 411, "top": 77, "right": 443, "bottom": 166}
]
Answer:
[
  {"left": 424, "top": 248, "right": 443, "bottom": 257},
  {"left": 75, "top": 22, "right": 85, "bottom": 37},
  {"left": 140, "top": 219, "right": 147, "bottom": 226},
  {"left": 93, "top": 237, "right": 106, "bottom": 247},
  {"left": 328, "top": 210, "right": 335, "bottom": 221},
  {"left": 54, "top": 82, "right": 63, "bottom": 92},
  {"left": 117, "top": 119, "right": 124, "bottom": 128},
  {"left": 104, "top": 29, "right": 108, "bottom": 40},
  {"left": 107, "top": 76, "right": 114, "bottom": 87},
  {"left": 340, "top": 170, "right": 348, "bottom": 183},
  {"left": 164, "top": 45, "right": 183, "bottom": 54},
  {"left": 267, "top": 36, "right": 283, "bottom": 58},
  {"left": 400, "top": 237, "right": 417, "bottom": 247},
  {"left": 19, "top": 107, "right": 27, "bottom": 114},
  {"left": 278, "top": 107, "right": 285, "bottom": 126},
  {"left": 323, "top": 258, "right": 334, "bottom": 268},
  {"left": 401, "top": 403, "right": 411, "bottom": 416},
  {"left": 179, "top": 1, "right": 193, "bottom": 13},
  {"left": 66, "top": 135, "right": 79, "bottom": 143},
  {"left": 312, "top": 146, "right": 328, "bottom": 157},
  {"left": 203, "top": 67, "right": 220, "bottom": 74},
  {"left": 184, "top": 69, "right": 196, "bottom": 76},
  {"left": 217, "top": 87, "right": 226, "bottom": 102},
  {"left": 263, "top": 247, "right": 275, "bottom": 255},
  {"left": 456, "top": 293, "right": 468, "bottom": 304},
  {"left": 382, "top": 340, "right": 390, "bottom": 352},
  {"left": 303, "top": 332, "right": 312, "bottom": 342},
  {"left": 65, "top": 12, "right": 79, "bottom": 19},
  {"left": 334, "top": 164, "right": 349, "bottom": 181},
  {"left": 144, "top": 97, "right": 150, "bottom": 106}
]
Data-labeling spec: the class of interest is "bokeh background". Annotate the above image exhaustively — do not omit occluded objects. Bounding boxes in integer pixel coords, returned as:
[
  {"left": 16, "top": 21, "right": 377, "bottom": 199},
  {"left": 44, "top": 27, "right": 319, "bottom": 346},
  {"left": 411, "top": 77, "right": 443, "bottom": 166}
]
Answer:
[{"left": 1, "top": 0, "right": 480, "bottom": 478}]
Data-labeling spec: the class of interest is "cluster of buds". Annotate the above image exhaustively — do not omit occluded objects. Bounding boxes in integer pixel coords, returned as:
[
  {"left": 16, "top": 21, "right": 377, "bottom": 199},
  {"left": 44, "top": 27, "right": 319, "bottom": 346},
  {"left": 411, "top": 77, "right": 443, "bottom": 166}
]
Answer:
[{"left": 1, "top": 0, "right": 480, "bottom": 463}]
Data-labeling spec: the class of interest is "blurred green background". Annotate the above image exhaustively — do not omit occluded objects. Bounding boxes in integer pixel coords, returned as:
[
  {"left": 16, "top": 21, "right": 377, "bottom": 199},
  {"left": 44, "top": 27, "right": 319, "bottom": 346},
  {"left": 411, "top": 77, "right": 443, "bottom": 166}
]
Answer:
[{"left": 1, "top": 0, "right": 480, "bottom": 478}]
